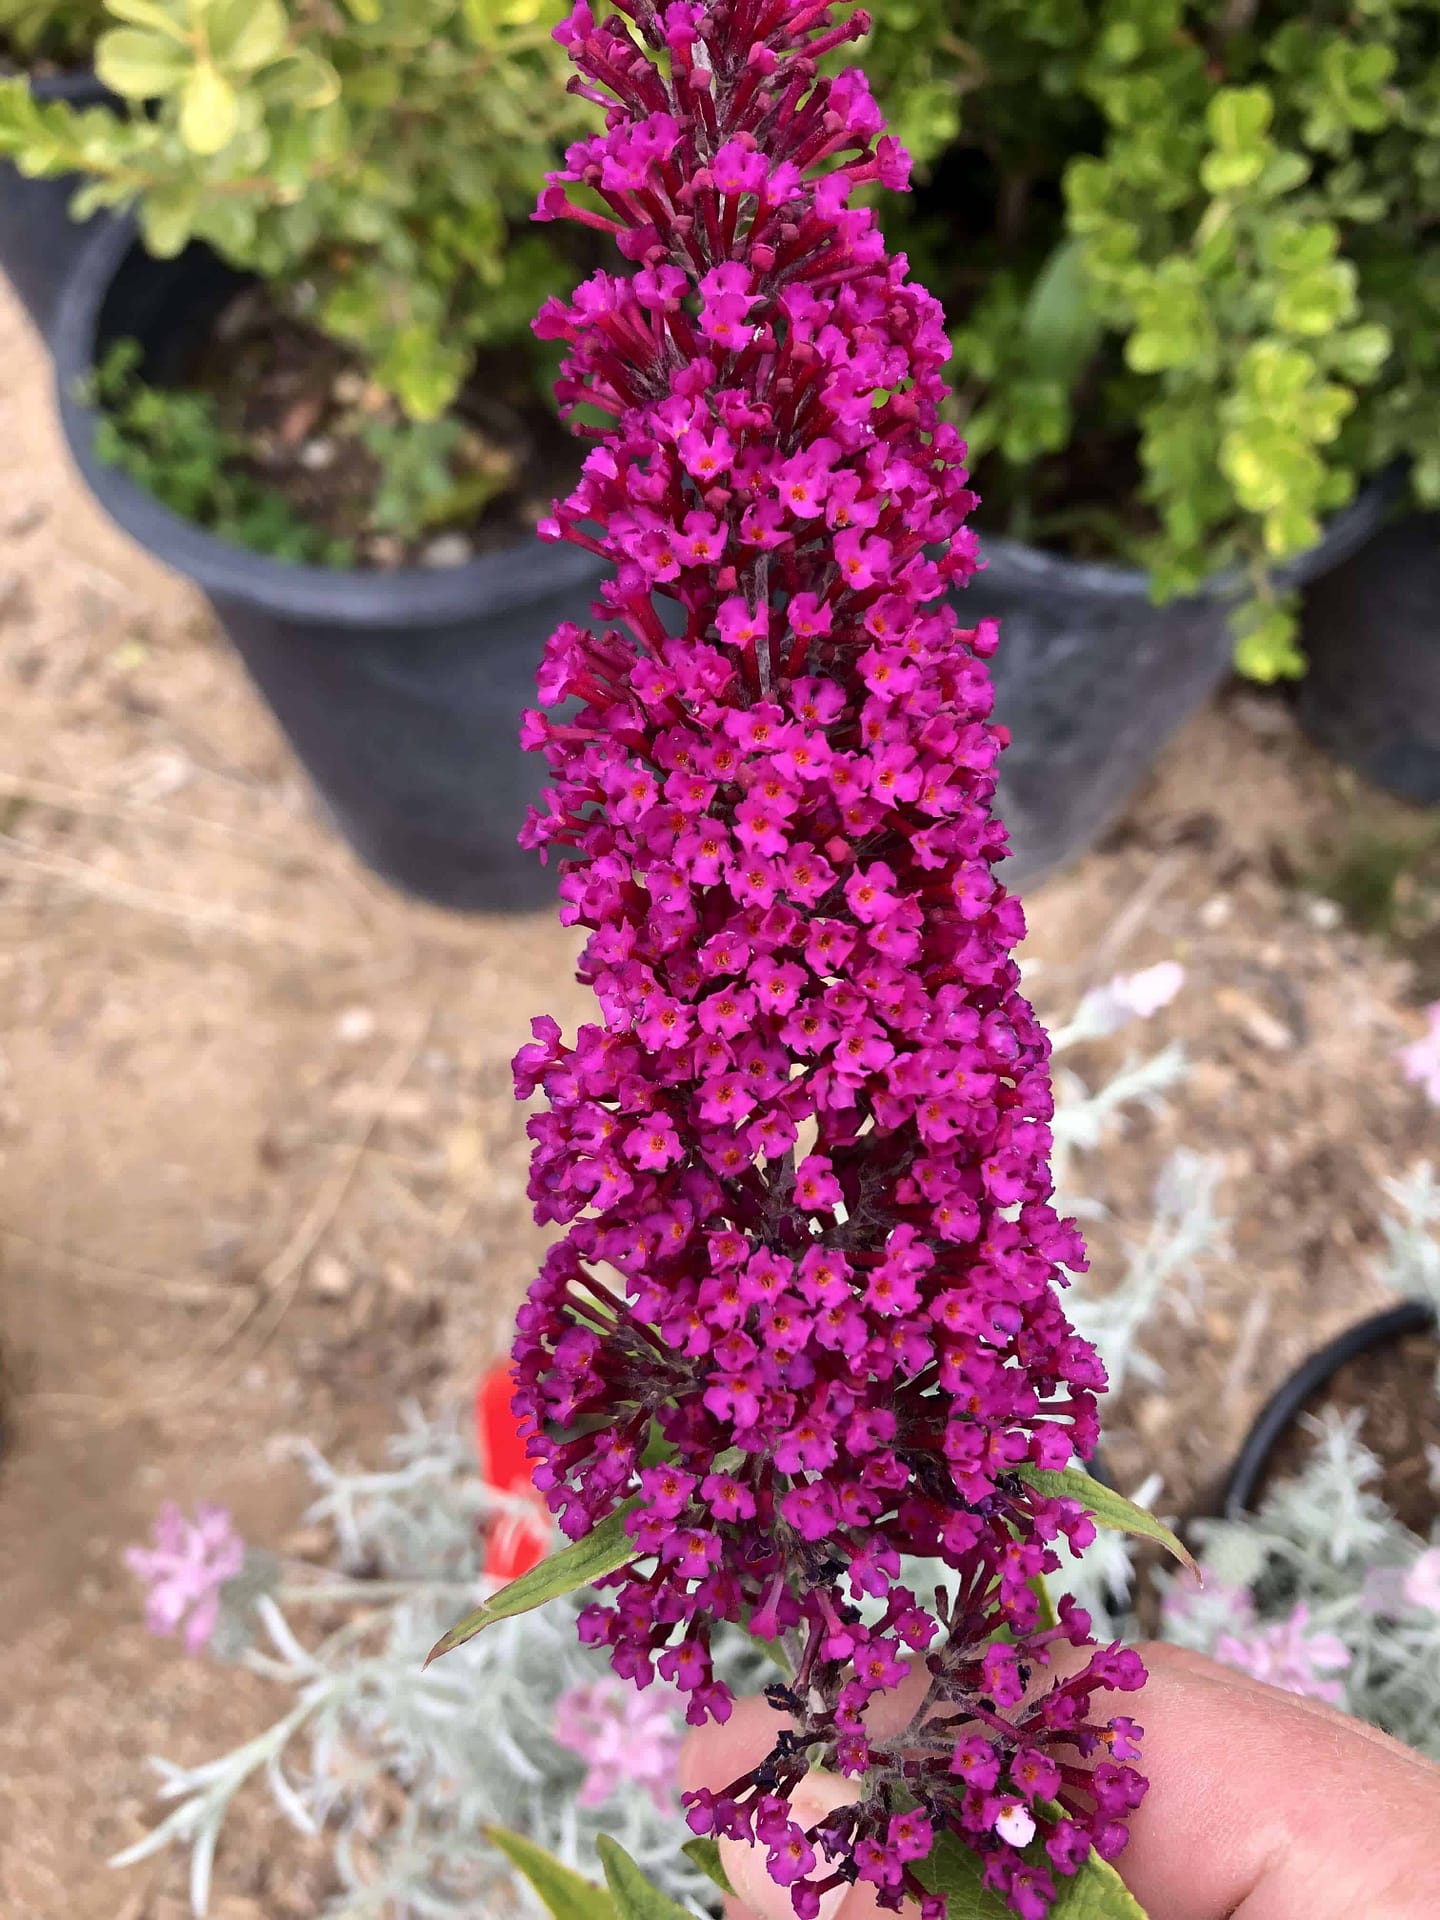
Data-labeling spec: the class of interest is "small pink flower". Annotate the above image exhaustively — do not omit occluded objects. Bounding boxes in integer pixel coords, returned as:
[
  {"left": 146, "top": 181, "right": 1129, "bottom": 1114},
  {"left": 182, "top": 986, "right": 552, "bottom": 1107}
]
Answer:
[
  {"left": 1399, "top": 1002, "right": 1440, "bottom": 1105},
  {"left": 126, "top": 1503, "right": 245, "bottom": 1654},
  {"left": 1071, "top": 960, "right": 1186, "bottom": 1039},
  {"left": 551, "top": 1679, "right": 684, "bottom": 1810},
  {"left": 1403, "top": 1546, "right": 1440, "bottom": 1615},
  {"left": 794, "top": 1153, "right": 843, "bottom": 1213},
  {"left": 625, "top": 1114, "right": 683, "bottom": 1170},
  {"left": 715, "top": 595, "right": 766, "bottom": 649},
  {"left": 1111, "top": 960, "right": 1185, "bottom": 1019},
  {"left": 1214, "top": 1602, "right": 1352, "bottom": 1705}
]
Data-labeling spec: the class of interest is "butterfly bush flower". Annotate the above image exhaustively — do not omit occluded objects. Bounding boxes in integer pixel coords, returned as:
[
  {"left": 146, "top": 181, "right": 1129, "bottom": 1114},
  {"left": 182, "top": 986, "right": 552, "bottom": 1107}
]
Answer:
[
  {"left": 510, "top": 3, "right": 1146, "bottom": 1912},
  {"left": 126, "top": 1502, "right": 246, "bottom": 1654}
]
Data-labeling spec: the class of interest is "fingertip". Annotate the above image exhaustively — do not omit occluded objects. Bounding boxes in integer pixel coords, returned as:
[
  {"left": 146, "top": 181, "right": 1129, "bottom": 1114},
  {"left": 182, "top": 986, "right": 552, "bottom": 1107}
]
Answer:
[
  {"left": 1109, "top": 1642, "right": 1440, "bottom": 1920},
  {"left": 679, "top": 1692, "right": 794, "bottom": 1797}
]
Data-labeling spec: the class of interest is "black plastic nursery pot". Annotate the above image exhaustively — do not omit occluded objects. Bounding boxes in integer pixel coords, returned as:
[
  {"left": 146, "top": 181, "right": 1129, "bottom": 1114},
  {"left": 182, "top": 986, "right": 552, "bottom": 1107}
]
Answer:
[
  {"left": 0, "top": 63, "right": 115, "bottom": 338},
  {"left": 53, "top": 219, "right": 611, "bottom": 914},
  {"left": 964, "top": 476, "right": 1404, "bottom": 889},
  {"left": 1297, "top": 512, "right": 1440, "bottom": 807},
  {"left": 1221, "top": 1300, "right": 1438, "bottom": 1521}
]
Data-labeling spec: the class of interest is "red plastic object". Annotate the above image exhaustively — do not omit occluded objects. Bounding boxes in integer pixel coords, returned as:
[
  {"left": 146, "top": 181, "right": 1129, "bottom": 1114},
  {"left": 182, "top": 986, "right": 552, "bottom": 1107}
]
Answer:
[{"left": 474, "top": 1363, "right": 549, "bottom": 1582}]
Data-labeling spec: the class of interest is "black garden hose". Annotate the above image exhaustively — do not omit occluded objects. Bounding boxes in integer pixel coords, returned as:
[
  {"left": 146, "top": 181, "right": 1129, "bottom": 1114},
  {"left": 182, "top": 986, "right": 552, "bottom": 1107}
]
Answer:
[{"left": 1221, "top": 1300, "right": 1436, "bottom": 1520}]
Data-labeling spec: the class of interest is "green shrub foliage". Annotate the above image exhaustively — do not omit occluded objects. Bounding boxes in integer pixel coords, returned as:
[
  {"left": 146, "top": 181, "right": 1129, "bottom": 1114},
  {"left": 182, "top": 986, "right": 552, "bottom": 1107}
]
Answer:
[
  {"left": 861, "top": 0, "right": 1440, "bottom": 677},
  {"left": 0, "top": 0, "right": 109, "bottom": 63},
  {"left": 0, "top": 0, "right": 591, "bottom": 422}
]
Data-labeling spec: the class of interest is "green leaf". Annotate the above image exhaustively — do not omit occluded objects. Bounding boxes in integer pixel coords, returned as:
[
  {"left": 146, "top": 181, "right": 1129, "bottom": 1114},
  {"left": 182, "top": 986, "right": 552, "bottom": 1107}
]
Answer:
[
  {"left": 915, "top": 1830, "right": 1149, "bottom": 1920},
  {"left": 682, "top": 1838, "right": 736, "bottom": 1898},
  {"left": 104, "top": 0, "right": 189, "bottom": 38},
  {"left": 1030, "top": 1572, "right": 1059, "bottom": 1632},
  {"left": 137, "top": 183, "right": 201, "bottom": 257},
  {"left": 1022, "top": 237, "right": 1103, "bottom": 390},
  {"left": 1014, "top": 1465, "right": 1197, "bottom": 1576},
  {"left": 425, "top": 1497, "right": 642, "bottom": 1664},
  {"left": 207, "top": 0, "right": 289, "bottom": 73},
  {"left": 485, "top": 1824, "right": 615, "bottom": 1920},
  {"left": 1327, "top": 322, "right": 1391, "bottom": 383},
  {"left": 597, "top": 1836, "right": 694, "bottom": 1920},
  {"left": 95, "top": 26, "right": 191, "bottom": 99},
  {"left": 1050, "top": 1854, "right": 1149, "bottom": 1918},
  {"left": 255, "top": 49, "right": 342, "bottom": 110},
  {"left": 1207, "top": 84, "right": 1273, "bottom": 154},
  {"left": 1261, "top": 501, "right": 1319, "bottom": 558},
  {"left": 179, "top": 62, "right": 239, "bottom": 155},
  {"left": 1233, "top": 598, "right": 1304, "bottom": 681},
  {"left": 1273, "top": 263, "right": 1356, "bottom": 338},
  {"left": 1202, "top": 85, "right": 1274, "bottom": 193},
  {"left": 912, "top": 1832, "right": 1019, "bottom": 1918}
]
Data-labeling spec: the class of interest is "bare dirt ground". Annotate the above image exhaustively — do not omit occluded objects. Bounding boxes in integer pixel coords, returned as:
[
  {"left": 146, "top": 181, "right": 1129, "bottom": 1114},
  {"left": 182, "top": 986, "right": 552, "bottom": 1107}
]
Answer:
[{"left": 0, "top": 274, "right": 1434, "bottom": 1919}]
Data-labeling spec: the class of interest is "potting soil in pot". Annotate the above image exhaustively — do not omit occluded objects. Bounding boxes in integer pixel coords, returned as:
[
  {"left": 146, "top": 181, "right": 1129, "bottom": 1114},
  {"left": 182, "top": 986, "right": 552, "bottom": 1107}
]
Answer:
[
  {"left": 1255, "top": 1325, "right": 1440, "bottom": 1534},
  {"left": 100, "top": 281, "right": 583, "bottom": 571}
]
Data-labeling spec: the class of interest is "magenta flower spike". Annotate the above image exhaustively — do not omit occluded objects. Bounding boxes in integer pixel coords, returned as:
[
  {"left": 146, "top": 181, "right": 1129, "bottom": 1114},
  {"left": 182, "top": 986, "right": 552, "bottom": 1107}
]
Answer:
[{"left": 510, "top": 3, "right": 1147, "bottom": 1912}]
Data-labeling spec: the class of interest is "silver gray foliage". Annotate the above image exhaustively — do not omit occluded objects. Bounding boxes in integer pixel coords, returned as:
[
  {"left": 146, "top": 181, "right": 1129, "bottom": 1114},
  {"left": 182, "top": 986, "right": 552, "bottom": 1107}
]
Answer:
[
  {"left": 119, "top": 970, "right": 1225, "bottom": 1916},
  {"left": 114, "top": 1406, "right": 736, "bottom": 1917}
]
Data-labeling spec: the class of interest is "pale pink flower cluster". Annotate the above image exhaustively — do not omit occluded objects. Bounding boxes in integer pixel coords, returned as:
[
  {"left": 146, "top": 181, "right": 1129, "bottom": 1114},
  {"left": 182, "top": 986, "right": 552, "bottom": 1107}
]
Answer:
[
  {"left": 1398, "top": 1003, "right": 1440, "bottom": 1105},
  {"left": 1213, "top": 1602, "right": 1352, "bottom": 1706},
  {"left": 126, "top": 1502, "right": 246, "bottom": 1654},
  {"left": 1074, "top": 961, "right": 1186, "bottom": 1040},
  {"left": 551, "top": 1679, "right": 684, "bottom": 1812},
  {"left": 1403, "top": 1546, "right": 1440, "bottom": 1615}
]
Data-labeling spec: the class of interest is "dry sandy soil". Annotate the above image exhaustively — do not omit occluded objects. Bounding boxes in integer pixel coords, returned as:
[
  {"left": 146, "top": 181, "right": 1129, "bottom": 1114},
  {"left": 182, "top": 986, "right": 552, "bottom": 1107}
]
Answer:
[{"left": 0, "top": 274, "right": 1434, "bottom": 1919}]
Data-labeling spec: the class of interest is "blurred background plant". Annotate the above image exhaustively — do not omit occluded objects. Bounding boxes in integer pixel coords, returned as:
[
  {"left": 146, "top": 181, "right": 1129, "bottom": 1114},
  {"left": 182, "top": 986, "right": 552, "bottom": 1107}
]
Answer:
[
  {"left": 0, "top": 0, "right": 592, "bottom": 557},
  {"left": 858, "top": 0, "right": 1440, "bottom": 679},
  {"left": 117, "top": 1404, "right": 758, "bottom": 1919},
  {"left": 88, "top": 334, "right": 355, "bottom": 563},
  {"left": 0, "top": 0, "right": 108, "bottom": 64},
  {"left": 0, "top": 0, "right": 587, "bottom": 418},
  {"left": 116, "top": 980, "right": 1440, "bottom": 1909},
  {"left": 1081, "top": 1159, "right": 1440, "bottom": 1744},
  {"left": 1044, "top": 958, "right": 1226, "bottom": 1401},
  {"left": 1163, "top": 1405, "right": 1440, "bottom": 1757},
  {"left": 117, "top": 968, "right": 1217, "bottom": 1918}
]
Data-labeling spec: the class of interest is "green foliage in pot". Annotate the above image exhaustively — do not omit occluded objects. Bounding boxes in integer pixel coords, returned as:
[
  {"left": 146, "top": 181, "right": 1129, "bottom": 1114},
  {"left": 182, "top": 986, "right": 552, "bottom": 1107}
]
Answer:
[
  {"left": 0, "top": 0, "right": 590, "bottom": 420},
  {"left": 861, "top": 0, "right": 1440, "bottom": 680},
  {"left": 0, "top": 0, "right": 109, "bottom": 65}
]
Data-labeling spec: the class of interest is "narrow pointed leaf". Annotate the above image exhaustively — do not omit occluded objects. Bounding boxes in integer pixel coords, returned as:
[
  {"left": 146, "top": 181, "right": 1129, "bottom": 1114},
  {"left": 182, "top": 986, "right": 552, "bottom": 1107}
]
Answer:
[
  {"left": 1016, "top": 1465, "right": 1197, "bottom": 1576},
  {"left": 682, "top": 1838, "right": 736, "bottom": 1897},
  {"left": 1031, "top": 1572, "right": 1060, "bottom": 1632},
  {"left": 597, "top": 1836, "right": 694, "bottom": 1920},
  {"left": 425, "top": 1497, "right": 642, "bottom": 1664},
  {"left": 485, "top": 1824, "right": 615, "bottom": 1920}
]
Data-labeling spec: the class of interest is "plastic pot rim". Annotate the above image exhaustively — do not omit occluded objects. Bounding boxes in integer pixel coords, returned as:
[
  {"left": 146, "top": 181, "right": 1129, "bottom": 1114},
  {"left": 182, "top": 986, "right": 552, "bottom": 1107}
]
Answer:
[
  {"left": 17, "top": 63, "right": 110, "bottom": 107},
  {"left": 974, "top": 462, "right": 1406, "bottom": 606},
  {"left": 51, "top": 219, "right": 1404, "bottom": 628},
  {"left": 1220, "top": 1299, "right": 1438, "bottom": 1520},
  {"left": 51, "top": 215, "right": 609, "bottom": 630}
]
